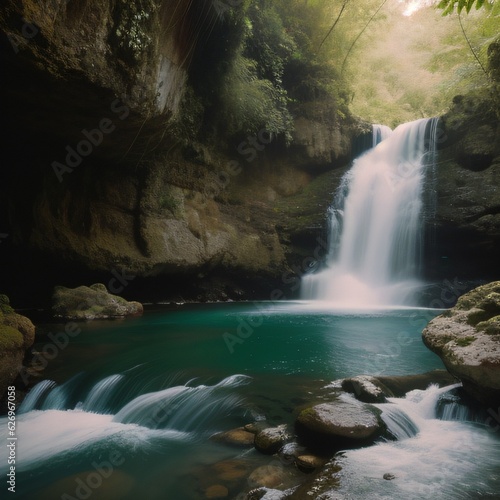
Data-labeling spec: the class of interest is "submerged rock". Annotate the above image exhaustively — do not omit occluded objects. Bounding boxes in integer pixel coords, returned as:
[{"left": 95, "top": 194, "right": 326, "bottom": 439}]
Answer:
[
  {"left": 38, "top": 469, "right": 134, "bottom": 500},
  {"left": 212, "top": 459, "right": 250, "bottom": 482},
  {"left": 205, "top": 484, "right": 229, "bottom": 499},
  {"left": 247, "top": 465, "right": 288, "bottom": 489},
  {"left": 296, "top": 398, "right": 385, "bottom": 449},
  {"left": 422, "top": 281, "right": 500, "bottom": 406},
  {"left": 212, "top": 428, "right": 255, "bottom": 447},
  {"left": 52, "top": 284, "right": 143, "bottom": 320}
]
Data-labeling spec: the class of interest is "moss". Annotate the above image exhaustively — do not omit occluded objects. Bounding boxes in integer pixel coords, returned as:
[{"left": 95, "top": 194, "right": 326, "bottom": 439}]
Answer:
[
  {"left": 477, "top": 315, "right": 500, "bottom": 335},
  {"left": 90, "top": 283, "right": 108, "bottom": 293},
  {"left": 0, "top": 294, "right": 14, "bottom": 314},
  {"left": 159, "top": 193, "right": 180, "bottom": 214},
  {"left": 0, "top": 325, "right": 24, "bottom": 351},
  {"left": 467, "top": 309, "right": 490, "bottom": 326},
  {"left": 455, "top": 336, "right": 476, "bottom": 347}
]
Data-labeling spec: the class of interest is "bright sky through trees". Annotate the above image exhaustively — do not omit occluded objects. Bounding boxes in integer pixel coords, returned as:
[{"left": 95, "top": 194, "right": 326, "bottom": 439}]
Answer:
[{"left": 399, "top": 0, "right": 438, "bottom": 16}]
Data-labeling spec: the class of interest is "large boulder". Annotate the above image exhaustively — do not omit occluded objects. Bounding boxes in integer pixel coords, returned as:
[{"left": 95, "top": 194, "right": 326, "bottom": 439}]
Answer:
[
  {"left": 296, "top": 398, "right": 385, "bottom": 449},
  {"left": 52, "top": 284, "right": 143, "bottom": 320},
  {"left": 0, "top": 295, "right": 35, "bottom": 396},
  {"left": 422, "top": 281, "right": 500, "bottom": 406}
]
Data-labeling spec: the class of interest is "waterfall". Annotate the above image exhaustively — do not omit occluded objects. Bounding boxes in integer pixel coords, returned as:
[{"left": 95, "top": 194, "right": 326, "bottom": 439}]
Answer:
[
  {"left": 302, "top": 118, "right": 438, "bottom": 307},
  {"left": 372, "top": 123, "right": 392, "bottom": 146}
]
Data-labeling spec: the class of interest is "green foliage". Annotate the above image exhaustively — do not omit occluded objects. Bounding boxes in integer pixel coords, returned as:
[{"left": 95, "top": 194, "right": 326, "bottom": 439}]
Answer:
[
  {"left": 438, "top": 0, "right": 493, "bottom": 15},
  {"left": 218, "top": 53, "right": 293, "bottom": 139},
  {"left": 188, "top": 0, "right": 353, "bottom": 142},
  {"left": 172, "top": 86, "right": 204, "bottom": 142},
  {"left": 183, "top": 0, "right": 496, "bottom": 140},
  {"left": 348, "top": 0, "right": 499, "bottom": 125}
]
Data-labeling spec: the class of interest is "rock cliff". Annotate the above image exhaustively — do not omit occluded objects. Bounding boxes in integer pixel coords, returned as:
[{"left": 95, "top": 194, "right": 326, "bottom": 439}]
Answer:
[
  {"left": 427, "top": 38, "right": 500, "bottom": 280},
  {"left": 0, "top": 0, "right": 364, "bottom": 305},
  {"left": 0, "top": 2, "right": 499, "bottom": 305}
]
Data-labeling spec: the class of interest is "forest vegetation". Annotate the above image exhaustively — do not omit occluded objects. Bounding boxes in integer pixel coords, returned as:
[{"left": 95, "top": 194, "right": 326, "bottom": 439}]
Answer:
[{"left": 178, "top": 0, "right": 499, "bottom": 139}]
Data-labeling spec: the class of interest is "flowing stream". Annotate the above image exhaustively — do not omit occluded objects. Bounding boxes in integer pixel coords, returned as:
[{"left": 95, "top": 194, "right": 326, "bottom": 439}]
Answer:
[
  {"left": 335, "top": 385, "right": 500, "bottom": 499},
  {"left": 1, "top": 303, "right": 499, "bottom": 499}
]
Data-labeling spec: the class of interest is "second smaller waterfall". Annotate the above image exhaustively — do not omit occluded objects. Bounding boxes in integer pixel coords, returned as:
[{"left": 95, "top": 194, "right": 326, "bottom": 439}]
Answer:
[{"left": 302, "top": 118, "right": 438, "bottom": 307}]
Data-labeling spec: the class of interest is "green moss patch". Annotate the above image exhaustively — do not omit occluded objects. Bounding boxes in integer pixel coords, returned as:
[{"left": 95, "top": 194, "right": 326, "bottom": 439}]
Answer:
[
  {"left": 0, "top": 294, "right": 14, "bottom": 314},
  {"left": 0, "top": 324, "right": 24, "bottom": 351},
  {"left": 477, "top": 315, "right": 500, "bottom": 335},
  {"left": 455, "top": 336, "right": 476, "bottom": 347}
]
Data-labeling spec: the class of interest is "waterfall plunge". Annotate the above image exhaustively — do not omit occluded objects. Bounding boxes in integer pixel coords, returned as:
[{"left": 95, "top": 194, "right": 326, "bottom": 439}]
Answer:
[{"left": 302, "top": 118, "right": 438, "bottom": 307}]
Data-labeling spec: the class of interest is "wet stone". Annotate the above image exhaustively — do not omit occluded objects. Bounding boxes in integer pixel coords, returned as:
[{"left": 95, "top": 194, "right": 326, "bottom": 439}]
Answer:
[
  {"left": 205, "top": 484, "right": 229, "bottom": 498},
  {"left": 212, "top": 428, "right": 255, "bottom": 446}
]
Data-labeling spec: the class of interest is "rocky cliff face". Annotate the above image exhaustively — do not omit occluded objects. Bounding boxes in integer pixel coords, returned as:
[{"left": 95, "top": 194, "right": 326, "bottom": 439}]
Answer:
[
  {"left": 427, "top": 40, "right": 500, "bottom": 281},
  {"left": 1, "top": 3, "right": 498, "bottom": 305},
  {"left": 0, "top": 0, "right": 364, "bottom": 305}
]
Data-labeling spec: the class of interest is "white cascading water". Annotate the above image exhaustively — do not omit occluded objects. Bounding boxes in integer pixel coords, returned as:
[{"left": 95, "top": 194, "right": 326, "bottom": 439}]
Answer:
[
  {"left": 335, "top": 384, "right": 500, "bottom": 499},
  {"left": 1, "top": 374, "right": 250, "bottom": 473},
  {"left": 302, "top": 118, "right": 438, "bottom": 307}
]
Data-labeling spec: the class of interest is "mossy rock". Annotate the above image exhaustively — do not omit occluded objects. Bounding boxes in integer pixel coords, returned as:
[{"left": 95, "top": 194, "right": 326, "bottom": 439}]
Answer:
[
  {"left": 52, "top": 285, "right": 143, "bottom": 320},
  {"left": 455, "top": 336, "right": 476, "bottom": 347},
  {"left": 0, "top": 294, "right": 14, "bottom": 314},
  {"left": 422, "top": 281, "right": 500, "bottom": 406},
  {"left": 477, "top": 315, "right": 500, "bottom": 335},
  {"left": 0, "top": 324, "right": 24, "bottom": 351},
  {"left": 1, "top": 312, "right": 35, "bottom": 348}
]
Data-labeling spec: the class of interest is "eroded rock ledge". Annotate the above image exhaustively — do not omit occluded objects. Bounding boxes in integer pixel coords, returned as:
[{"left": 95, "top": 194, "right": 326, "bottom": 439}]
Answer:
[{"left": 422, "top": 281, "right": 500, "bottom": 406}]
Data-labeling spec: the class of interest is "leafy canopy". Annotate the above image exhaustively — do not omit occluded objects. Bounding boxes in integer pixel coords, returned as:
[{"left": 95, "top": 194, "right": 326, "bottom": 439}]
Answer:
[{"left": 438, "top": 0, "right": 493, "bottom": 15}]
